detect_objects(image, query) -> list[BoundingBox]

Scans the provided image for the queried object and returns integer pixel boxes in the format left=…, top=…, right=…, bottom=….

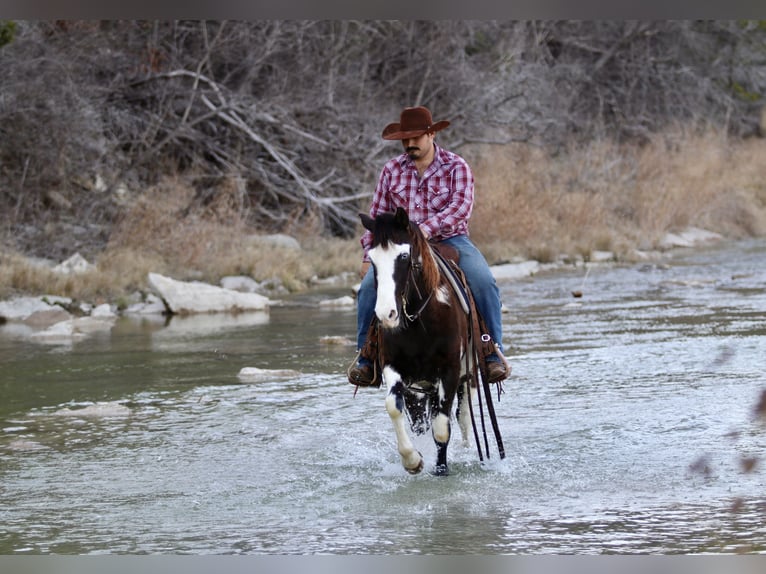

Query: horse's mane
left=408, top=222, right=440, bottom=295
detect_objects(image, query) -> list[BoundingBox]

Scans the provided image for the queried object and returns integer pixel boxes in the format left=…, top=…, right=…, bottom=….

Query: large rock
left=491, top=260, right=540, bottom=281
left=28, top=314, right=117, bottom=344
left=245, top=233, right=301, bottom=250
left=123, top=293, right=167, bottom=315
left=53, top=252, right=95, bottom=275
left=147, top=272, right=271, bottom=315
left=0, top=296, right=72, bottom=321
left=659, top=227, right=723, bottom=249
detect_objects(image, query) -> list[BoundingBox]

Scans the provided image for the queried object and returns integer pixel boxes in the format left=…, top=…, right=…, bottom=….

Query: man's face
left=402, top=132, right=434, bottom=160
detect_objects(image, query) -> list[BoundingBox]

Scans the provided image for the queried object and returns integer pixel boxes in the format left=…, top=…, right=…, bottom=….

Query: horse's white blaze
left=369, top=243, right=410, bottom=329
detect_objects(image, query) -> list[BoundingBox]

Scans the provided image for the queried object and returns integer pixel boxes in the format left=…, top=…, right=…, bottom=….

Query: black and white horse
left=360, top=207, right=484, bottom=476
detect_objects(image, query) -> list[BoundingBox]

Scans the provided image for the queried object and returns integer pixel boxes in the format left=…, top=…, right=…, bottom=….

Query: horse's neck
left=408, top=242, right=442, bottom=302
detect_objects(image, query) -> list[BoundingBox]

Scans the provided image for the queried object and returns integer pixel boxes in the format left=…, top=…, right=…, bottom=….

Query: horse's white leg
left=456, top=379, right=475, bottom=447
left=432, top=381, right=451, bottom=445
left=432, top=378, right=457, bottom=476
left=456, top=344, right=475, bottom=447
left=383, top=366, right=423, bottom=474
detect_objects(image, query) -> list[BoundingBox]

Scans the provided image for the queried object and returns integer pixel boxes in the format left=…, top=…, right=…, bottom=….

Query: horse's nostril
left=389, top=310, right=397, bottom=320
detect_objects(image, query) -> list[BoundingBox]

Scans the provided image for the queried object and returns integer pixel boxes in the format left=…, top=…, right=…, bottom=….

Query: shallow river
left=1, top=239, right=766, bottom=554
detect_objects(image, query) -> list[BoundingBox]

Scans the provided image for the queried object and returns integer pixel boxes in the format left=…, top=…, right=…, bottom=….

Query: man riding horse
left=349, top=105, right=509, bottom=387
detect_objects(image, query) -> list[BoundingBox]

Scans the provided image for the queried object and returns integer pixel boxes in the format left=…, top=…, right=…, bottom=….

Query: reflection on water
left=1, top=240, right=766, bottom=554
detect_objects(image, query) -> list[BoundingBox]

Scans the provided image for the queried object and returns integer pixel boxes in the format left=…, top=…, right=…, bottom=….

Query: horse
left=359, top=207, right=502, bottom=476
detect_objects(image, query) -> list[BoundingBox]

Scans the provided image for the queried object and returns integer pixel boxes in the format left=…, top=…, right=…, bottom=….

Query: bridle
left=399, top=244, right=435, bottom=325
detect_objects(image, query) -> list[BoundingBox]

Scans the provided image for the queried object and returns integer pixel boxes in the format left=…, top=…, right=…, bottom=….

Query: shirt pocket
left=428, top=186, right=451, bottom=211
left=390, top=186, right=410, bottom=210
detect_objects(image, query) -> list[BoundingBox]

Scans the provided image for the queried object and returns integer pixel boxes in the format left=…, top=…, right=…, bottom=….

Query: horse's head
left=360, top=207, right=438, bottom=330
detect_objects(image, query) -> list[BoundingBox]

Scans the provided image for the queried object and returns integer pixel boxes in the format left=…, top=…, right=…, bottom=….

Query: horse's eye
left=398, top=253, right=410, bottom=261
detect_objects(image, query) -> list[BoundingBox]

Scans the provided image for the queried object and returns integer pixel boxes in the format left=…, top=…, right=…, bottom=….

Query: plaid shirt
left=361, top=143, right=474, bottom=261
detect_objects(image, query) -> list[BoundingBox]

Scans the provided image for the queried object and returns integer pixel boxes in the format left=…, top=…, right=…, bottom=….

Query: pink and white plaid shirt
left=361, top=143, right=474, bottom=261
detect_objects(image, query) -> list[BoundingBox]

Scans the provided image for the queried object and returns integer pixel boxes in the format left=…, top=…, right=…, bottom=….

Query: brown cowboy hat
left=381, top=106, right=450, bottom=140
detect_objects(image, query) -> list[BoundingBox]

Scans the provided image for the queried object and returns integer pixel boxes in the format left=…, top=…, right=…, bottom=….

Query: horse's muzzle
left=377, top=307, right=400, bottom=329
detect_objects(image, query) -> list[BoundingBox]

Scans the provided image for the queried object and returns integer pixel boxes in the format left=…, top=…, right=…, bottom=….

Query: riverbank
left=1, top=127, right=764, bottom=308
left=0, top=225, right=726, bottom=348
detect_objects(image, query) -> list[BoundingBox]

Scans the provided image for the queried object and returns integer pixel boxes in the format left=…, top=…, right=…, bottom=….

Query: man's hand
left=360, top=261, right=371, bottom=279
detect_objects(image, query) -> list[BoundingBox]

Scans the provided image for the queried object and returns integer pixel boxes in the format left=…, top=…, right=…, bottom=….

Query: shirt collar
left=397, top=142, right=444, bottom=171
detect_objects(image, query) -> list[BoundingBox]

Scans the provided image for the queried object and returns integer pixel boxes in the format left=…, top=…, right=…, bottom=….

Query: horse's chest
left=382, top=329, right=455, bottom=380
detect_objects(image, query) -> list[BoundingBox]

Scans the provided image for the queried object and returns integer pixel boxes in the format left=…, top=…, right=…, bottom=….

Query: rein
left=401, top=262, right=434, bottom=323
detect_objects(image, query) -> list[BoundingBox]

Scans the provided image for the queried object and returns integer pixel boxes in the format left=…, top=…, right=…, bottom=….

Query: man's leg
left=442, top=235, right=508, bottom=382
left=349, top=267, right=377, bottom=385
left=356, top=267, right=376, bottom=350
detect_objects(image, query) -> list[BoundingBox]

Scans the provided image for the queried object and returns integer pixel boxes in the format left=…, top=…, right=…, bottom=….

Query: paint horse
left=360, top=207, right=488, bottom=476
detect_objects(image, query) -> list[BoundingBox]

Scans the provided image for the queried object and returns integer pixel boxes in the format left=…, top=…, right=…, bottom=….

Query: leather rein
left=399, top=242, right=436, bottom=325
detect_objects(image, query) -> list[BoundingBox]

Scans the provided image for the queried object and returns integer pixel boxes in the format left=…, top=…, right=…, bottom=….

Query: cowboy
left=349, top=105, right=509, bottom=386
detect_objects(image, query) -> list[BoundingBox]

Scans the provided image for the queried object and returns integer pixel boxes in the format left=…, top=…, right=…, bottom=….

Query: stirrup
left=346, top=350, right=380, bottom=388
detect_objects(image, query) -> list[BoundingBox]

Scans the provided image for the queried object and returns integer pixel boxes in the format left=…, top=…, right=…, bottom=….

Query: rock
left=51, top=402, right=131, bottom=418
left=30, top=320, right=86, bottom=343
left=28, top=313, right=116, bottom=344
left=319, top=295, right=355, bottom=308
left=237, top=367, right=302, bottom=382
left=220, top=275, right=261, bottom=293
left=69, top=315, right=116, bottom=334
left=53, top=252, right=95, bottom=275
left=659, top=227, right=723, bottom=249
left=0, top=296, right=72, bottom=321
left=7, top=439, right=49, bottom=452
left=590, top=250, right=615, bottom=263
left=22, top=307, right=72, bottom=328
left=491, top=260, right=540, bottom=281
left=123, top=294, right=167, bottom=315
left=148, top=272, right=271, bottom=314
left=91, top=303, right=116, bottom=318
left=319, top=335, right=355, bottom=346
left=310, top=272, right=357, bottom=287
left=245, top=233, right=301, bottom=250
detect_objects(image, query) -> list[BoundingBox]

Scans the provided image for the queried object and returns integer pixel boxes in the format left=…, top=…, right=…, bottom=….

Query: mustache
left=406, top=146, right=419, bottom=152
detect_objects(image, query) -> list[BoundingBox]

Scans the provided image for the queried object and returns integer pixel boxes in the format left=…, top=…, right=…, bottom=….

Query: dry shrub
left=0, top=249, right=119, bottom=302
left=467, top=127, right=766, bottom=262
left=104, top=175, right=360, bottom=292
left=107, top=177, right=232, bottom=279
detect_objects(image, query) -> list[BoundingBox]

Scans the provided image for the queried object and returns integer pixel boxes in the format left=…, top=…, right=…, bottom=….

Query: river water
left=1, top=239, right=765, bottom=555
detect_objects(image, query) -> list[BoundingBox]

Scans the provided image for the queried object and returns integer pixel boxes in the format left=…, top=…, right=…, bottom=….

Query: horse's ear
left=394, top=207, right=409, bottom=229
left=359, top=213, right=375, bottom=232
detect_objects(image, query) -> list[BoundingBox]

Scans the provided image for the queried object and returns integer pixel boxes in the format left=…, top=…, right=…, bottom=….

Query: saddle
left=354, top=242, right=501, bottom=388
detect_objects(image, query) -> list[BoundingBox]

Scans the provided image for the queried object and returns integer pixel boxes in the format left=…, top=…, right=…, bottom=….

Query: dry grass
left=466, top=126, right=766, bottom=263
left=2, top=128, right=765, bottom=302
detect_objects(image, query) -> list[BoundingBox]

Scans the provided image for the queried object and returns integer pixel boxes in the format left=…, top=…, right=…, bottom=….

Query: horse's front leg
left=431, top=373, right=459, bottom=476
left=383, top=366, right=424, bottom=474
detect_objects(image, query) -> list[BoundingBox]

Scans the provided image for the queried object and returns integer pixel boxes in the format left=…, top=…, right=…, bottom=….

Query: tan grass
left=466, top=126, right=766, bottom=263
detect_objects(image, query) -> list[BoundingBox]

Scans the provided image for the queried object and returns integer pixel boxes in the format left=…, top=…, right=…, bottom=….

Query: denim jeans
left=356, top=234, right=504, bottom=357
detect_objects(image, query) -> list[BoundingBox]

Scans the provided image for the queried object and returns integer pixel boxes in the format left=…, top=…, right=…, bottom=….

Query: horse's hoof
left=432, top=464, right=449, bottom=477
left=405, top=457, right=424, bottom=475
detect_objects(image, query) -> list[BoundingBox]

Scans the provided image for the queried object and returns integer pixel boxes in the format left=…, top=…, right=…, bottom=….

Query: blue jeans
left=356, top=234, right=504, bottom=357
